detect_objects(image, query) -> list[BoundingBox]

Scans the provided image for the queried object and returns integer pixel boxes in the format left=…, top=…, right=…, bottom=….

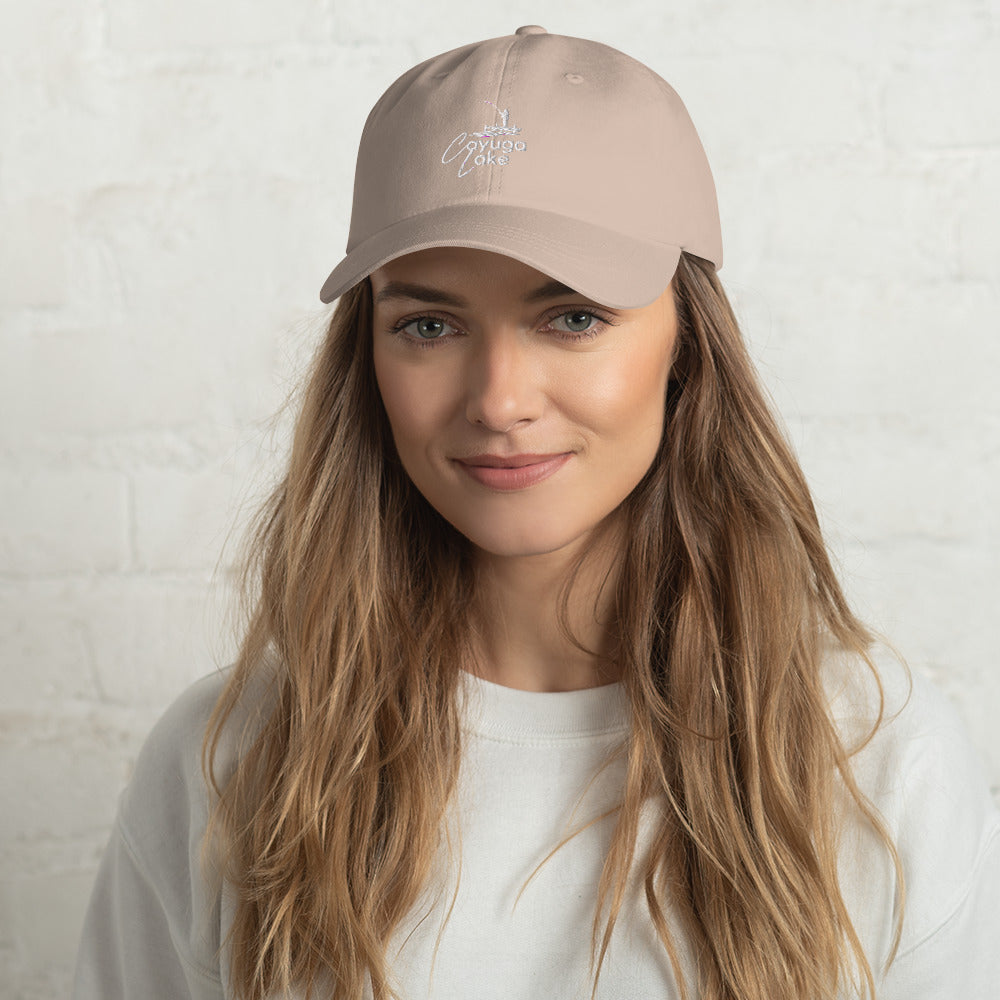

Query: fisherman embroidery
left=442, top=100, right=527, bottom=178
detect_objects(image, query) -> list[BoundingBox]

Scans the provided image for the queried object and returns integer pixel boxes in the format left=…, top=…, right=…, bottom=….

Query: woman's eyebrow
left=372, top=279, right=580, bottom=308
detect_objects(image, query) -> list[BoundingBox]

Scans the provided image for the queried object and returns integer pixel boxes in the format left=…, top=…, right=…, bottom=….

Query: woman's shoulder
left=822, top=637, right=995, bottom=820
left=128, top=667, right=234, bottom=783
left=122, top=668, right=226, bottom=805
left=115, top=659, right=278, bottom=875
left=821, top=637, right=1000, bottom=957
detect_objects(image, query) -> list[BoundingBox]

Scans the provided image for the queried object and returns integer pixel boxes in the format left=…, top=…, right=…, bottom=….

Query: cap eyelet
left=564, top=72, right=584, bottom=84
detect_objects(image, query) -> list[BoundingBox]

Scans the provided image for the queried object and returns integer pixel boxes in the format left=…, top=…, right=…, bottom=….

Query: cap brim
left=318, top=204, right=682, bottom=310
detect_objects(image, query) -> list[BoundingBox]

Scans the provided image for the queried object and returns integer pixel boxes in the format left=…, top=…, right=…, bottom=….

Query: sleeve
left=879, top=822, right=1000, bottom=1000
left=863, top=662, right=1000, bottom=1000
left=71, top=669, right=235, bottom=1000
left=71, top=811, right=224, bottom=1000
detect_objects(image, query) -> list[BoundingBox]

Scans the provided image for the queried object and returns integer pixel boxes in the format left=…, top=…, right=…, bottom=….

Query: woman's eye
left=406, top=317, right=452, bottom=341
left=551, top=311, right=600, bottom=334
left=388, top=308, right=612, bottom=350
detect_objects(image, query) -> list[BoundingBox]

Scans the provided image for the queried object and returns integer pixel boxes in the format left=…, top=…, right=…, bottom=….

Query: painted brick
left=956, top=154, right=1000, bottom=280
left=132, top=462, right=247, bottom=572
left=0, top=470, right=129, bottom=576
left=796, top=412, right=999, bottom=544
left=757, top=155, right=961, bottom=285
left=885, top=37, right=1000, bottom=149
left=106, top=0, right=318, bottom=50
left=76, top=576, right=238, bottom=707
left=0, top=869, right=97, bottom=968
left=0, top=201, right=71, bottom=308
left=0, top=0, right=88, bottom=57
left=761, top=277, right=999, bottom=418
left=1, top=324, right=214, bottom=437
left=0, top=716, right=134, bottom=844
left=0, top=581, right=97, bottom=709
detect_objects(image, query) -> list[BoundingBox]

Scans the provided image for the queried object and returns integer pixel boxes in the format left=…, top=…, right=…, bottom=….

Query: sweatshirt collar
left=458, top=668, right=630, bottom=742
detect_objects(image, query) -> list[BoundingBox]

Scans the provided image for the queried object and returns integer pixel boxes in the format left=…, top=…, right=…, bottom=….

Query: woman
left=72, top=25, right=1000, bottom=1000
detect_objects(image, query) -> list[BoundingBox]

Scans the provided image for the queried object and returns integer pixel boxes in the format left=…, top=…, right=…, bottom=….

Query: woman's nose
left=462, top=330, right=545, bottom=431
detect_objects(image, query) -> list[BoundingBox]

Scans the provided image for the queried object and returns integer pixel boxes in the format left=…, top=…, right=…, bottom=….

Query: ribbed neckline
left=458, top=668, right=630, bottom=742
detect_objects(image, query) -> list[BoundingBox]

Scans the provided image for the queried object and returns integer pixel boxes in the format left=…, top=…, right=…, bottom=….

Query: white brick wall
left=1, top=2, right=998, bottom=995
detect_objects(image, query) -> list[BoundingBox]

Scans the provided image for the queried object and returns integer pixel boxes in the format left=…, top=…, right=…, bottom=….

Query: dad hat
left=318, top=25, right=722, bottom=310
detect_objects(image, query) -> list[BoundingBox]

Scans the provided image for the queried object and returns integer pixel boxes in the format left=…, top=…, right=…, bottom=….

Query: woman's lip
left=460, top=452, right=568, bottom=468
left=455, top=453, right=573, bottom=491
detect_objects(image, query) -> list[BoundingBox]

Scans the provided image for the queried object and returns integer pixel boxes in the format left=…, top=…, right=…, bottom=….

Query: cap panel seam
left=490, top=36, right=520, bottom=203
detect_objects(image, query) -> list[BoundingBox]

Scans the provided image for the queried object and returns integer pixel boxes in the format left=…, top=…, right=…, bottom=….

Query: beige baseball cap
left=318, top=25, right=722, bottom=309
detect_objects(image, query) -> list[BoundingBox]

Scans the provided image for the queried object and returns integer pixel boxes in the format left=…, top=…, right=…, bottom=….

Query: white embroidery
left=472, top=104, right=520, bottom=139
left=441, top=100, right=528, bottom=178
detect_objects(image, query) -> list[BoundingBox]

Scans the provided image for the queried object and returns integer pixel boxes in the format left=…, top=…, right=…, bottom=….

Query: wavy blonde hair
left=201, top=251, right=906, bottom=1000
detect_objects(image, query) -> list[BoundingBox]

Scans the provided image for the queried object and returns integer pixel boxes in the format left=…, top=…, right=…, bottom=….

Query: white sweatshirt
left=72, top=647, right=1000, bottom=999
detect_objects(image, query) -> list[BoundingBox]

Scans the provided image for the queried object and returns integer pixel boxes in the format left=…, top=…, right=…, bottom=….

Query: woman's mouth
left=455, top=453, right=573, bottom=491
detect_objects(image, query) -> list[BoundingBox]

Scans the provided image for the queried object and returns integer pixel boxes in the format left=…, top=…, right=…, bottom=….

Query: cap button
left=515, top=25, right=547, bottom=35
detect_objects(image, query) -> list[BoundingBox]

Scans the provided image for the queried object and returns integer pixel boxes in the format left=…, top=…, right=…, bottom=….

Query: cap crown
left=319, top=27, right=722, bottom=306
left=349, top=30, right=721, bottom=263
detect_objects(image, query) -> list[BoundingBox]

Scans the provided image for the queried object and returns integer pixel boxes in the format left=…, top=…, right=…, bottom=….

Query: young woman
left=72, top=25, right=1000, bottom=1000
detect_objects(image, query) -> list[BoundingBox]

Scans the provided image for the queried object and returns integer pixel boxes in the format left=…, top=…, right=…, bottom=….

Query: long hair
left=201, top=250, right=906, bottom=1000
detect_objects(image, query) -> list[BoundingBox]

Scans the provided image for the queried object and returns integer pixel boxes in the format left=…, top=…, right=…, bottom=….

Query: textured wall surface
left=1, top=1, right=998, bottom=995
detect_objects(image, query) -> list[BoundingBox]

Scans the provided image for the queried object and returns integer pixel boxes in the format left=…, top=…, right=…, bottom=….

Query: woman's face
left=370, top=246, right=679, bottom=559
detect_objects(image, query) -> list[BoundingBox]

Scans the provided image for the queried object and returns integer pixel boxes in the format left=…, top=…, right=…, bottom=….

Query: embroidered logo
left=442, top=100, right=528, bottom=178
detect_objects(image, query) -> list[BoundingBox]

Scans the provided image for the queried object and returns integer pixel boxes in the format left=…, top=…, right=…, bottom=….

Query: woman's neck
left=465, top=519, right=624, bottom=692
